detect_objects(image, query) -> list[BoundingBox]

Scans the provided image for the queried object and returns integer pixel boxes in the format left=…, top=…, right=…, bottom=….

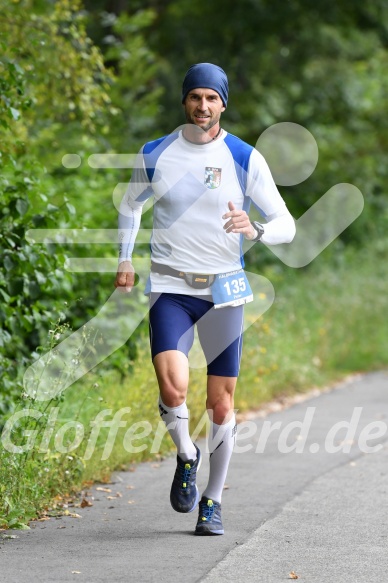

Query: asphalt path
left=1, top=371, right=387, bottom=582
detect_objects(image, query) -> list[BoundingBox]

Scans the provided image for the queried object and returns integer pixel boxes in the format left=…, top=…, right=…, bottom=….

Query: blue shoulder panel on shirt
left=224, top=133, right=254, bottom=194
left=143, top=132, right=180, bottom=182
left=224, top=133, right=255, bottom=270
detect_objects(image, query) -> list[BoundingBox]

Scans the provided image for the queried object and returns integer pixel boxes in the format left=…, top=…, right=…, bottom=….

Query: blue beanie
left=182, top=63, right=229, bottom=107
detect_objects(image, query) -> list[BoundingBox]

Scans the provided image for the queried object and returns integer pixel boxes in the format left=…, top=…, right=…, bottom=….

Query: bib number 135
left=224, top=277, right=246, bottom=296
left=211, top=268, right=253, bottom=308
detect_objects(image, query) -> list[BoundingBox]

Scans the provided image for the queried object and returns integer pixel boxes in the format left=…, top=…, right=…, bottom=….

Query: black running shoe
left=194, top=496, right=224, bottom=535
left=170, top=444, right=201, bottom=513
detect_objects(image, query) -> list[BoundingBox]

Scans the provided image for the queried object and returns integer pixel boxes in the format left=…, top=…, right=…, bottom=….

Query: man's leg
left=195, top=303, right=243, bottom=535
left=153, top=350, right=201, bottom=512
left=203, top=375, right=237, bottom=502
left=194, top=376, right=237, bottom=536
left=153, top=349, right=197, bottom=461
left=149, top=293, right=203, bottom=513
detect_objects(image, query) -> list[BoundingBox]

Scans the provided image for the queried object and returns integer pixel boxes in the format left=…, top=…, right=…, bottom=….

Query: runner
left=115, top=63, right=295, bottom=535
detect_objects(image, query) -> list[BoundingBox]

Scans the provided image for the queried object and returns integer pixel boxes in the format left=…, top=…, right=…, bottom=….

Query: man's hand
left=222, top=201, right=256, bottom=240
left=114, top=260, right=135, bottom=293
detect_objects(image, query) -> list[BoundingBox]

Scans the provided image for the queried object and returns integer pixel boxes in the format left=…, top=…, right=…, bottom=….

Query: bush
left=0, top=154, right=74, bottom=418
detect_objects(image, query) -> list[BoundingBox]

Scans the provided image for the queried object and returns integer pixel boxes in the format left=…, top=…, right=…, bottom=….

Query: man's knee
left=206, top=395, right=234, bottom=424
left=153, top=351, right=189, bottom=408
left=159, top=381, right=186, bottom=408
left=206, top=376, right=236, bottom=424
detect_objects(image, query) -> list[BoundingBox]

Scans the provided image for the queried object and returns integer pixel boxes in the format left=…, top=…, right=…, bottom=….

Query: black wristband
left=250, top=221, right=265, bottom=242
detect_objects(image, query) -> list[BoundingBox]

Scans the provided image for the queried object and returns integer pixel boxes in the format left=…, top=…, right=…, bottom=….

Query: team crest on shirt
left=204, top=167, right=222, bottom=189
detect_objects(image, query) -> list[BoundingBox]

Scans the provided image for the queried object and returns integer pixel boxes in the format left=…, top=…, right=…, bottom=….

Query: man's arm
left=222, top=202, right=295, bottom=244
left=244, top=149, right=296, bottom=245
left=115, top=149, right=152, bottom=292
left=257, top=209, right=295, bottom=245
left=115, top=201, right=142, bottom=292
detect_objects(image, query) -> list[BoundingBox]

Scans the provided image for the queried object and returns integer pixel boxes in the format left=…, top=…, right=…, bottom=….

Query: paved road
left=1, top=371, right=387, bottom=582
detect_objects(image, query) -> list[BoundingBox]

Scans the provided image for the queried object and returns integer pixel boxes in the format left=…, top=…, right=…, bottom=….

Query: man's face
left=183, top=88, right=226, bottom=132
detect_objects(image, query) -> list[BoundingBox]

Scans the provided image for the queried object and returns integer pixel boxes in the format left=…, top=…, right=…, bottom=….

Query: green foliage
left=0, top=0, right=115, bottom=142
left=0, top=320, right=93, bottom=529
left=146, top=0, right=388, bottom=244
left=0, top=0, right=162, bottom=420
left=239, top=238, right=388, bottom=403
left=103, top=8, right=164, bottom=148
left=0, top=154, right=74, bottom=417
left=0, top=52, right=31, bottom=132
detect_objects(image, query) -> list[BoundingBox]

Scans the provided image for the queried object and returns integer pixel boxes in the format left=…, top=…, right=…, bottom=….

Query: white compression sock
left=158, top=397, right=197, bottom=462
left=202, top=414, right=237, bottom=503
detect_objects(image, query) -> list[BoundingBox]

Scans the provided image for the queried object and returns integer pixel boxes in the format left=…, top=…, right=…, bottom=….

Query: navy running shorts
left=148, top=292, right=244, bottom=377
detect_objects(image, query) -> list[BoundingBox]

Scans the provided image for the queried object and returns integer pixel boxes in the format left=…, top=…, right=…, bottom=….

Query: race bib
left=211, top=268, right=253, bottom=309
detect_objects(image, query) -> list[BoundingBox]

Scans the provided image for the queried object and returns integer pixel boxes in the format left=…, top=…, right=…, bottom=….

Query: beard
left=184, top=110, right=219, bottom=133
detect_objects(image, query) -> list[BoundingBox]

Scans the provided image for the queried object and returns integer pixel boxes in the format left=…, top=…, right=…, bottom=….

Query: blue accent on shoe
left=194, top=496, right=224, bottom=535
left=170, top=444, right=201, bottom=513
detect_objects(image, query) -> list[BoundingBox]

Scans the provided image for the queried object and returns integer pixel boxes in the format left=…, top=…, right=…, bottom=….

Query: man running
left=115, top=63, right=295, bottom=535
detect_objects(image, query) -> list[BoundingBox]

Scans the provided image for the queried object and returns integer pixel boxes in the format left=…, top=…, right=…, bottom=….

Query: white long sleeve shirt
left=118, top=129, right=295, bottom=294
